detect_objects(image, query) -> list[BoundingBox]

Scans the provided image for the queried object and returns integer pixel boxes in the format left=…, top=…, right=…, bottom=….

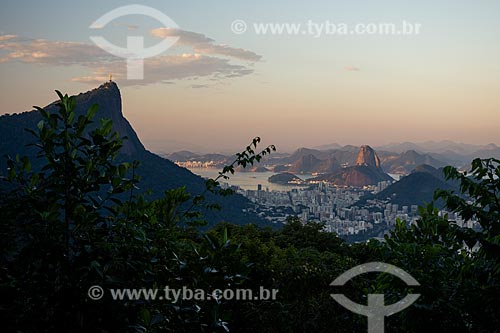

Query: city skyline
left=1, top=0, right=499, bottom=153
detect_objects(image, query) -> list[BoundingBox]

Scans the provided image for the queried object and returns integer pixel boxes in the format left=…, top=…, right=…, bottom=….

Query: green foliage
left=376, top=159, right=500, bottom=332
left=436, top=158, right=500, bottom=256
left=202, top=219, right=374, bottom=333
left=274, top=217, right=347, bottom=253
left=375, top=205, right=468, bottom=331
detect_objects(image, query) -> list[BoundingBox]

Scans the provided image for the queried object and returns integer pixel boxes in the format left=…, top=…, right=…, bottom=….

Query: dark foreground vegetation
left=1, top=92, right=499, bottom=332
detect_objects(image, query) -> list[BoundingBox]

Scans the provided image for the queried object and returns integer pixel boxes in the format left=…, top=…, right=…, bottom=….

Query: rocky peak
left=63, top=82, right=144, bottom=155
left=355, top=145, right=381, bottom=169
left=78, top=82, right=145, bottom=155
left=0, top=81, right=145, bottom=157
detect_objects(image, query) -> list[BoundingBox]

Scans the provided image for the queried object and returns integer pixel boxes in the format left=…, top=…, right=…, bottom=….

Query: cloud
left=344, top=66, right=360, bottom=71
left=152, top=29, right=213, bottom=44
left=151, top=28, right=262, bottom=62
left=0, top=30, right=261, bottom=86
left=0, top=34, right=18, bottom=41
left=191, top=84, right=210, bottom=89
left=71, top=53, right=253, bottom=86
left=0, top=35, right=112, bottom=64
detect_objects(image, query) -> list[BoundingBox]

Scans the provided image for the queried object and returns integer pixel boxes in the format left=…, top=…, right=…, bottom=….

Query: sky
left=0, top=0, right=499, bottom=153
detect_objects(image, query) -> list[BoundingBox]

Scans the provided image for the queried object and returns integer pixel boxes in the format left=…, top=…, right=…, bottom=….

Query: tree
left=374, top=158, right=500, bottom=332
left=0, top=90, right=274, bottom=332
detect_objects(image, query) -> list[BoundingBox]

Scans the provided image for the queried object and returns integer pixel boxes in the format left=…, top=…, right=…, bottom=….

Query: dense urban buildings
left=233, top=181, right=476, bottom=237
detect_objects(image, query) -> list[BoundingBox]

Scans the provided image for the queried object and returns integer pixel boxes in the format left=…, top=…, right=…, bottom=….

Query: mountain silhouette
left=287, top=154, right=323, bottom=173
left=0, top=82, right=266, bottom=227
left=355, top=164, right=458, bottom=207
left=381, top=149, right=445, bottom=174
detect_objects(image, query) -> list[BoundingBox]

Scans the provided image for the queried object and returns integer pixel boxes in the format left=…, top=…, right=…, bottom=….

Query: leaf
left=55, top=90, right=64, bottom=101
left=140, top=308, right=151, bottom=325
left=87, top=104, right=99, bottom=120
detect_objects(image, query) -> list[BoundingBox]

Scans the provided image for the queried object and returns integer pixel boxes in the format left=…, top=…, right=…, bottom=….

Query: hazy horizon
left=1, top=0, right=499, bottom=153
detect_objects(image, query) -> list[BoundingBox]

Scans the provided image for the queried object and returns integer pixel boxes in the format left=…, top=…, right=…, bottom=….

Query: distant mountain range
left=165, top=139, right=498, bottom=201
left=0, top=82, right=266, bottom=227
left=375, top=140, right=498, bottom=155
left=164, top=143, right=466, bottom=208
left=169, top=137, right=500, bottom=176
left=374, top=141, right=500, bottom=167
left=381, top=150, right=446, bottom=174
left=170, top=144, right=448, bottom=176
